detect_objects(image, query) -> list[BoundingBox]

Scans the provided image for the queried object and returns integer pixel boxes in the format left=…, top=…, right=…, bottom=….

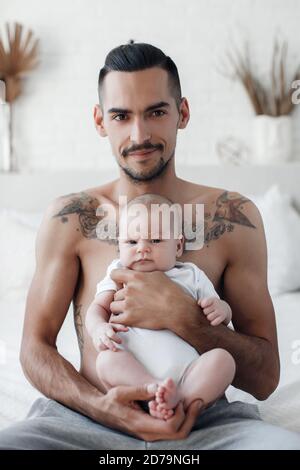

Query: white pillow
left=0, top=209, right=43, bottom=231
left=0, top=211, right=42, bottom=301
left=250, top=186, right=300, bottom=297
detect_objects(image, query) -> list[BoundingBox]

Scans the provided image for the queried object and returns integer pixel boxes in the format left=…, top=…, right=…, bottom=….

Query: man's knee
left=0, top=421, right=41, bottom=450
left=232, top=420, right=300, bottom=450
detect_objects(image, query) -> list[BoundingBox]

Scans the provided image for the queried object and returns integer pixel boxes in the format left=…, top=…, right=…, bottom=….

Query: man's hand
left=109, top=269, right=202, bottom=331
left=97, top=384, right=203, bottom=442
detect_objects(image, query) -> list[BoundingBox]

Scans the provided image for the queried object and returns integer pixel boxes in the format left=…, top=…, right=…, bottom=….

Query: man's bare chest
left=78, top=235, right=226, bottom=301
left=63, top=186, right=252, bottom=303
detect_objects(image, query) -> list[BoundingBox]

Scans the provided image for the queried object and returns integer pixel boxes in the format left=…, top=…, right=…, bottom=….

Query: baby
left=85, top=194, right=236, bottom=420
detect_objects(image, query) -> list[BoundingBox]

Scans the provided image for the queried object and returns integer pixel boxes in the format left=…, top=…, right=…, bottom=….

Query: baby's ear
left=115, top=281, right=123, bottom=291
left=176, top=234, right=185, bottom=257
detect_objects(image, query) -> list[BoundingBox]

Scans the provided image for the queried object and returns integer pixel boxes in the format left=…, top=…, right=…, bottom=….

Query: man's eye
left=151, top=239, right=161, bottom=244
left=151, top=110, right=165, bottom=117
left=113, top=114, right=127, bottom=121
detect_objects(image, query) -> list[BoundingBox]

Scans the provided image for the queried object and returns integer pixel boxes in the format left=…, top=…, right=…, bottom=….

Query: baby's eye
left=127, top=240, right=137, bottom=244
left=151, top=239, right=162, bottom=244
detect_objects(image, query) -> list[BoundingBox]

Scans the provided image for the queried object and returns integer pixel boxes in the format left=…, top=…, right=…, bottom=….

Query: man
left=0, top=41, right=299, bottom=450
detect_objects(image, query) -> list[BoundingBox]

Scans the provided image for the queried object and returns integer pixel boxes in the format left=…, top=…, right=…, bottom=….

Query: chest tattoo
left=53, top=191, right=255, bottom=248
left=204, top=191, right=256, bottom=246
left=53, top=192, right=118, bottom=245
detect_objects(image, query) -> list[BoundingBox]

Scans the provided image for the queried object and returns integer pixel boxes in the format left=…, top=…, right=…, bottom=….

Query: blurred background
left=1, top=0, right=300, bottom=170
left=0, top=0, right=300, bottom=437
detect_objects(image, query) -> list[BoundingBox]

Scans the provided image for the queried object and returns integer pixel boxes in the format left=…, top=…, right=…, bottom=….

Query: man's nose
left=130, top=117, right=151, bottom=143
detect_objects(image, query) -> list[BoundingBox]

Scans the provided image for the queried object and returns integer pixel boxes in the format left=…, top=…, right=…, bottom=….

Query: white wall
left=2, top=0, right=300, bottom=170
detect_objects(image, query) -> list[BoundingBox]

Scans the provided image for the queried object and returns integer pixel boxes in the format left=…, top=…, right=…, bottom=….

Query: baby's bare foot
left=156, top=378, right=180, bottom=409
left=148, top=378, right=181, bottom=420
left=148, top=399, right=174, bottom=420
left=146, top=384, right=171, bottom=420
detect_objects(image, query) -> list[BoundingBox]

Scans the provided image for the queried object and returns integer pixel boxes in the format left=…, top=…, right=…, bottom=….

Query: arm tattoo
left=53, top=192, right=118, bottom=244
left=214, top=191, right=256, bottom=227
left=205, top=191, right=256, bottom=245
left=53, top=192, right=99, bottom=238
left=73, top=303, right=84, bottom=356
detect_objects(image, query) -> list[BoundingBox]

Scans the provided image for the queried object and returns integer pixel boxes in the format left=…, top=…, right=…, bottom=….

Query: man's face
left=95, top=67, right=189, bottom=182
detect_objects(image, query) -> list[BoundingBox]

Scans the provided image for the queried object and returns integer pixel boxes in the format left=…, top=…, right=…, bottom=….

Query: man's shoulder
left=182, top=181, right=247, bottom=206
left=185, top=182, right=258, bottom=219
left=53, top=179, right=118, bottom=210
left=49, top=181, right=118, bottom=219
left=42, top=180, right=118, bottom=241
left=204, top=187, right=263, bottom=251
left=183, top=182, right=262, bottom=247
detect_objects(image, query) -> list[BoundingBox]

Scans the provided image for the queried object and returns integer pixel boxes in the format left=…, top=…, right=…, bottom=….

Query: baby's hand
left=92, top=322, right=129, bottom=352
left=198, top=298, right=231, bottom=326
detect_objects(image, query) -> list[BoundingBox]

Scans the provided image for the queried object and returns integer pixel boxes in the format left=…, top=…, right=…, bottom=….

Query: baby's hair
left=127, top=193, right=174, bottom=209
left=119, top=193, right=183, bottom=240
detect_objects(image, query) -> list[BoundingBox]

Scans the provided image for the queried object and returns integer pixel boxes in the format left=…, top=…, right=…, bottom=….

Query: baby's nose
left=137, top=241, right=151, bottom=253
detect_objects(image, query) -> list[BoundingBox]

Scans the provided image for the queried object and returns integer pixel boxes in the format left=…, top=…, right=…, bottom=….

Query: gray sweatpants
left=0, top=397, right=299, bottom=450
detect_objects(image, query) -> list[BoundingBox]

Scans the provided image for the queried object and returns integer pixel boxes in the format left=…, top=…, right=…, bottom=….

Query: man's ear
left=177, top=97, right=190, bottom=130
left=94, top=104, right=107, bottom=137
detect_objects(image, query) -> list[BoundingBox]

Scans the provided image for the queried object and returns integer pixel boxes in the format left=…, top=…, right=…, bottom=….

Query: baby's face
left=118, top=211, right=184, bottom=272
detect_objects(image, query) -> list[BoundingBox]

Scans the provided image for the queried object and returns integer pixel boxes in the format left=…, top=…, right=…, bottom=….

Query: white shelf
left=1, top=164, right=300, bottom=210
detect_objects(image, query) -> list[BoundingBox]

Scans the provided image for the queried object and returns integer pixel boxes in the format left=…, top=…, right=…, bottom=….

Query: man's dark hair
left=98, top=40, right=182, bottom=111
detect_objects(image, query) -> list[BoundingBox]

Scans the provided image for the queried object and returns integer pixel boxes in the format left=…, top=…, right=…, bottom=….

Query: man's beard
left=118, top=152, right=174, bottom=184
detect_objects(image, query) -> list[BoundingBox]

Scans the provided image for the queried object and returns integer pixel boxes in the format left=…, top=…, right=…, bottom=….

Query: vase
left=0, top=101, right=16, bottom=172
left=253, top=115, right=292, bottom=164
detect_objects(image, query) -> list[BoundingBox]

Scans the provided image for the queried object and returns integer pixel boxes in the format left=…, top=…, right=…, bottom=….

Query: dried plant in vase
left=0, top=22, right=39, bottom=171
left=220, top=38, right=300, bottom=116
left=219, top=38, right=300, bottom=163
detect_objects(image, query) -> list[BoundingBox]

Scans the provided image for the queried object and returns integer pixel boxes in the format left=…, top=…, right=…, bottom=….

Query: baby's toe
left=148, top=401, right=162, bottom=419
left=164, top=409, right=174, bottom=419
left=156, top=386, right=165, bottom=396
left=155, top=392, right=165, bottom=403
left=148, top=400, right=157, bottom=410
left=163, top=410, right=174, bottom=420
left=157, top=402, right=167, bottom=411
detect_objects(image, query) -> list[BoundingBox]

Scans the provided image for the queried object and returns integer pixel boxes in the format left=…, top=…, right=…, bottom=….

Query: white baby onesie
left=96, top=259, right=220, bottom=385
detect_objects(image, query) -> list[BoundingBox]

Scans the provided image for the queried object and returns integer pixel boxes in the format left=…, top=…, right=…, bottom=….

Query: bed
left=0, top=165, right=300, bottom=433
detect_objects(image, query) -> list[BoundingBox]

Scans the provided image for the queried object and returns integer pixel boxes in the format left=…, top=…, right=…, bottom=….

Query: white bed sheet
left=227, top=292, right=300, bottom=433
left=0, top=299, right=79, bottom=429
left=0, top=293, right=299, bottom=433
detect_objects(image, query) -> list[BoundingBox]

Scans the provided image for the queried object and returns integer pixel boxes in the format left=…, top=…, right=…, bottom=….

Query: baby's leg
left=178, top=348, right=236, bottom=410
left=96, top=349, right=174, bottom=420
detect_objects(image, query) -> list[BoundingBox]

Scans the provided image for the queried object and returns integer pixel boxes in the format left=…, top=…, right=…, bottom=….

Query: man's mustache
left=122, top=143, right=163, bottom=157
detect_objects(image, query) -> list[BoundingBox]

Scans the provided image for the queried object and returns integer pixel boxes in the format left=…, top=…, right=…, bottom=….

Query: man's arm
left=174, top=201, right=280, bottom=400
left=20, top=197, right=105, bottom=420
